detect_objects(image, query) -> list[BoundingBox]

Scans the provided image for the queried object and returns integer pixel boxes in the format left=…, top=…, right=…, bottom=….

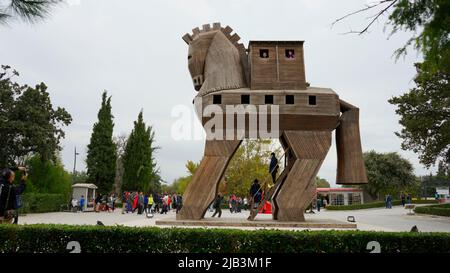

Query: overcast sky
left=0, top=0, right=435, bottom=186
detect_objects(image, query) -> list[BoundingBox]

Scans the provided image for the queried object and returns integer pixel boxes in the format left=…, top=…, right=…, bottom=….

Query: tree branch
left=332, top=0, right=398, bottom=35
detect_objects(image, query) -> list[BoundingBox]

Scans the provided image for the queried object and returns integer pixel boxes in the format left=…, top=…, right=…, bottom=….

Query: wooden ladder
left=247, top=148, right=291, bottom=221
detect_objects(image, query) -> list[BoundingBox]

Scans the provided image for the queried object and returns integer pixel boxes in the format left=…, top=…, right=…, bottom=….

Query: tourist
left=401, top=192, right=406, bottom=207
left=153, top=193, right=160, bottom=213
left=132, top=192, right=139, bottom=213
left=168, top=194, right=172, bottom=211
left=110, top=193, right=116, bottom=211
left=316, top=198, right=322, bottom=212
left=322, top=198, right=327, bottom=208
left=161, top=193, right=169, bottom=214
left=237, top=197, right=242, bottom=213
left=126, top=192, right=133, bottom=213
left=95, top=193, right=102, bottom=212
left=144, top=193, right=149, bottom=214
left=269, top=153, right=279, bottom=184
left=0, top=168, right=27, bottom=224
left=406, top=193, right=412, bottom=204
left=138, top=192, right=144, bottom=214
left=71, top=197, right=78, bottom=212
left=385, top=194, right=392, bottom=209
left=148, top=193, right=154, bottom=213
left=231, top=194, right=238, bottom=213
left=212, top=194, right=223, bottom=218
left=172, top=193, right=177, bottom=210
left=249, top=179, right=262, bottom=209
left=175, top=193, right=183, bottom=214
left=79, top=195, right=85, bottom=212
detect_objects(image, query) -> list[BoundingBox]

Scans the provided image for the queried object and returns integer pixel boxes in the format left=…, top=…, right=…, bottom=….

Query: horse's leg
left=274, top=131, right=331, bottom=221
left=177, top=140, right=241, bottom=220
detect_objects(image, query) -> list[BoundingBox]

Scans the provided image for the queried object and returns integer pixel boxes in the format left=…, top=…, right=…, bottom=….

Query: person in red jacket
left=133, top=192, right=139, bottom=213
left=168, top=195, right=172, bottom=211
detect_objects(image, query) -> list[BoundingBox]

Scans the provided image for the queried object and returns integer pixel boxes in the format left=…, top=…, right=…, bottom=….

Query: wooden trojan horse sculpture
left=177, top=23, right=368, bottom=221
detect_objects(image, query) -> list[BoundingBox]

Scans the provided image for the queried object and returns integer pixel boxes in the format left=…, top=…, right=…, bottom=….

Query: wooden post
left=336, top=99, right=368, bottom=185
left=177, top=140, right=241, bottom=220
left=273, top=131, right=331, bottom=221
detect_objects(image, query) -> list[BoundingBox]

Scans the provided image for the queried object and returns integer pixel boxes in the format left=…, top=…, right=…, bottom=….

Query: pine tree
left=122, top=111, right=161, bottom=193
left=86, top=91, right=117, bottom=194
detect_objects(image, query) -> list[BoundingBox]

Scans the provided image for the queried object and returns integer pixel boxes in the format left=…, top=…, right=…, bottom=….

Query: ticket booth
left=72, top=183, right=97, bottom=211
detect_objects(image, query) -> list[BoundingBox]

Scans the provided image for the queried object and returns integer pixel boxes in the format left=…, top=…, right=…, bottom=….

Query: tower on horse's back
left=178, top=23, right=368, bottom=222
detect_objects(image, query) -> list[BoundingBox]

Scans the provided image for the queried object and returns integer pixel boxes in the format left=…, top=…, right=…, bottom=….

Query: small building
left=316, top=188, right=364, bottom=206
left=72, top=183, right=97, bottom=211
left=248, top=41, right=307, bottom=90
left=436, top=186, right=450, bottom=203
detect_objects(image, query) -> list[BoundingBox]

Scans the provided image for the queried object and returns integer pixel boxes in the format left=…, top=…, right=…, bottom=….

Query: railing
left=247, top=147, right=291, bottom=220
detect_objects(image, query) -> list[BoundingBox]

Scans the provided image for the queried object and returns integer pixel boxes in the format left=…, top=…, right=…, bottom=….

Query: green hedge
left=326, top=199, right=438, bottom=211
left=19, top=193, right=67, bottom=214
left=0, top=225, right=449, bottom=253
left=414, top=203, right=450, bottom=217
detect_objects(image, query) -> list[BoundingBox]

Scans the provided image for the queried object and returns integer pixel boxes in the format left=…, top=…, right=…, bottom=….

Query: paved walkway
left=17, top=205, right=450, bottom=232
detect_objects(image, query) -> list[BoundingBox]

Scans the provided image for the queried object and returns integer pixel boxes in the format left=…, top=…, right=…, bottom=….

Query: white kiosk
left=436, top=187, right=450, bottom=203
left=72, top=183, right=97, bottom=211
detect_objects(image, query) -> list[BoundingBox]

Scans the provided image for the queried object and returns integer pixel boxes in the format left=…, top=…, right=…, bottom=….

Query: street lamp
left=73, top=147, right=79, bottom=175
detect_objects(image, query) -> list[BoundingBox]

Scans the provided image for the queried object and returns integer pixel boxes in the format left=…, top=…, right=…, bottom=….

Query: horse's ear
left=182, top=33, right=192, bottom=44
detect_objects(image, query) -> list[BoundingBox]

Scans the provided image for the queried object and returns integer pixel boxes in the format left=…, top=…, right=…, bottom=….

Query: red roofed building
left=316, top=188, right=364, bottom=206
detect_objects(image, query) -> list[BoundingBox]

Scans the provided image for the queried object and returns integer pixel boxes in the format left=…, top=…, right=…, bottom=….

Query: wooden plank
left=336, top=103, right=368, bottom=184
left=177, top=140, right=241, bottom=220
left=274, top=131, right=331, bottom=221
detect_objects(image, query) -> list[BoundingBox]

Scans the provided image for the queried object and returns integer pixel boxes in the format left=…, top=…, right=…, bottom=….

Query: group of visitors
left=70, top=195, right=86, bottom=212
left=121, top=191, right=182, bottom=215
left=315, top=197, right=328, bottom=212
left=227, top=194, right=247, bottom=213
left=400, top=192, right=412, bottom=207
left=69, top=193, right=117, bottom=213
left=385, top=193, right=413, bottom=209
left=211, top=152, right=279, bottom=218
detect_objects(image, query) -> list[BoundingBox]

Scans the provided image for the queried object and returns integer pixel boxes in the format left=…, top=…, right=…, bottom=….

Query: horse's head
left=183, top=23, right=248, bottom=95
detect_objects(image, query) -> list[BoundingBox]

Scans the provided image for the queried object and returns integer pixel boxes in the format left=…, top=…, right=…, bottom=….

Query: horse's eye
left=188, top=55, right=192, bottom=60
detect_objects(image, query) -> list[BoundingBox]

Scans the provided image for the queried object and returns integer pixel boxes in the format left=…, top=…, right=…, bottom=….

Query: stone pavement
left=17, top=205, right=450, bottom=232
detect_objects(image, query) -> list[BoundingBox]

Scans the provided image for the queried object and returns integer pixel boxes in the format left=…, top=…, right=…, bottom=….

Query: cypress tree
left=86, top=91, right=117, bottom=193
left=122, top=111, right=160, bottom=193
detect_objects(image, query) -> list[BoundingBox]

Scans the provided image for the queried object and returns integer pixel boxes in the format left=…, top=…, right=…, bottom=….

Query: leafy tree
left=170, top=160, right=199, bottom=194
left=315, top=177, right=330, bottom=188
left=71, top=171, right=88, bottom=184
left=333, top=1, right=449, bottom=168
left=122, top=111, right=161, bottom=193
left=86, top=91, right=117, bottom=194
left=113, top=134, right=127, bottom=195
left=362, top=150, right=416, bottom=200
left=389, top=65, right=449, bottom=167
left=0, top=65, right=72, bottom=167
left=436, top=160, right=449, bottom=180
left=0, top=0, right=61, bottom=25
left=26, top=153, right=72, bottom=199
